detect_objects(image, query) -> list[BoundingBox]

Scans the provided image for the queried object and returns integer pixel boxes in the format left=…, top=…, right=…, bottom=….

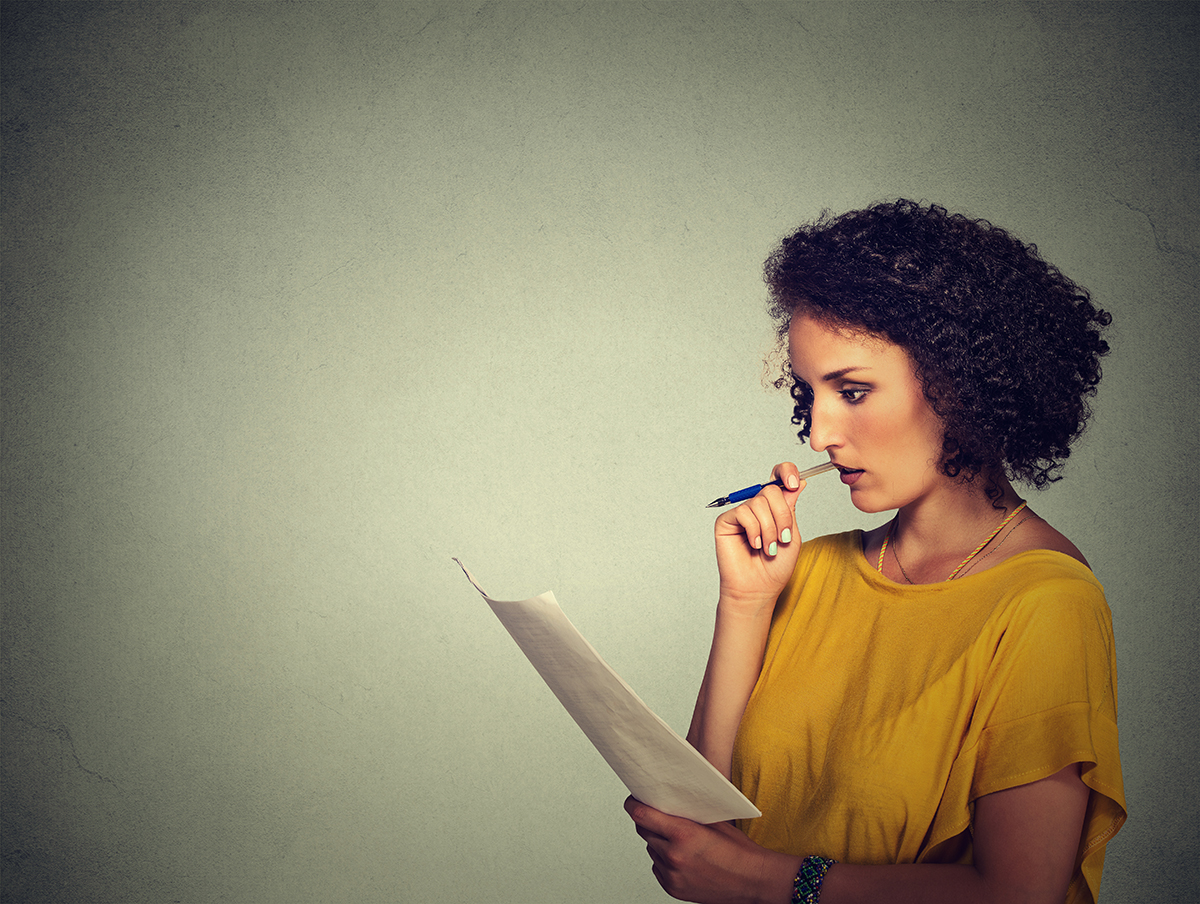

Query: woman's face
left=788, top=313, right=947, bottom=514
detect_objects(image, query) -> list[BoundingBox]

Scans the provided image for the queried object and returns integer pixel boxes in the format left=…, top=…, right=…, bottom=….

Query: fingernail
left=787, top=475, right=799, bottom=489
left=781, top=528, right=792, bottom=544
left=768, top=541, right=778, bottom=556
left=753, top=536, right=762, bottom=549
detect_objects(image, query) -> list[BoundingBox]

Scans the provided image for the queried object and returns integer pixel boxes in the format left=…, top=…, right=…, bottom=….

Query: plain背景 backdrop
left=3, top=2, right=1197, bottom=902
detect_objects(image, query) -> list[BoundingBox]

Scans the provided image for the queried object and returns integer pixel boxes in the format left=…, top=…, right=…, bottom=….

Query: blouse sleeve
left=924, top=570, right=1127, bottom=903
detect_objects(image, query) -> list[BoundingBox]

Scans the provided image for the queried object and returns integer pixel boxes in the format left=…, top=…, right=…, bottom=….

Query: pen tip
left=705, top=498, right=726, bottom=508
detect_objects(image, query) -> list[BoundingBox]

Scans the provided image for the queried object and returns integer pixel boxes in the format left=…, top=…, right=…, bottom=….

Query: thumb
left=624, top=796, right=686, bottom=839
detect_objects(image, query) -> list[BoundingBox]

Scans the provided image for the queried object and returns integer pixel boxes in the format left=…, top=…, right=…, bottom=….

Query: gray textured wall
left=2, top=2, right=1197, bottom=902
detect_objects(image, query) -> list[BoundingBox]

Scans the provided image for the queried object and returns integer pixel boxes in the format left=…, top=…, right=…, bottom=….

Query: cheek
left=868, top=406, right=916, bottom=444
left=880, top=401, right=943, bottom=466
left=909, top=408, right=946, bottom=463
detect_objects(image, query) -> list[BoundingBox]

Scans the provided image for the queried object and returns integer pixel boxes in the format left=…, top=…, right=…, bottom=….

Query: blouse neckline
left=849, top=528, right=1097, bottom=590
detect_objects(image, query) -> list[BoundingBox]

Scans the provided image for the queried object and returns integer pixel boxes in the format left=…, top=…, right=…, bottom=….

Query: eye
left=839, top=388, right=869, bottom=403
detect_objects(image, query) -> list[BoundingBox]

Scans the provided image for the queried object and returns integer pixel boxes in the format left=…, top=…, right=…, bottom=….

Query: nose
left=808, top=396, right=841, bottom=454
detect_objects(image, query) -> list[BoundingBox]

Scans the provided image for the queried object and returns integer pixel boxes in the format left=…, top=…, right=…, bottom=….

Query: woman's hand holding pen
left=713, top=461, right=805, bottom=615
left=688, top=461, right=812, bottom=779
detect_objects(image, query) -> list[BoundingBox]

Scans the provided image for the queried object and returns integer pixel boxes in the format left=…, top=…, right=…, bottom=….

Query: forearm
left=751, top=764, right=1087, bottom=904
left=749, top=854, right=1044, bottom=904
left=693, top=463, right=803, bottom=777
left=820, top=863, right=1016, bottom=904
left=686, top=600, right=775, bottom=778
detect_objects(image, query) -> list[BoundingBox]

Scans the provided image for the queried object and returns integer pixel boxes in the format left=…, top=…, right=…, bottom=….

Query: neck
left=886, top=474, right=1025, bottom=582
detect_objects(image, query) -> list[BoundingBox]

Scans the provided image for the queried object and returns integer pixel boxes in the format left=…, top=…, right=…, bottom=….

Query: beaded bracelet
left=791, top=855, right=836, bottom=904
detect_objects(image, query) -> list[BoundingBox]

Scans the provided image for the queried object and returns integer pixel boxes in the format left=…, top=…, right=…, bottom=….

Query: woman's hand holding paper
left=624, top=796, right=798, bottom=904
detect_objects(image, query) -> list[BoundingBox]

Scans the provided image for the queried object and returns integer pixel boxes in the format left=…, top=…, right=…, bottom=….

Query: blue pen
left=705, top=461, right=839, bottom=508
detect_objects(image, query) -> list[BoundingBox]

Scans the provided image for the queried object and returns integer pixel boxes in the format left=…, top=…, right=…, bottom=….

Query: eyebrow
left=821, top=366, right=872, bottom=382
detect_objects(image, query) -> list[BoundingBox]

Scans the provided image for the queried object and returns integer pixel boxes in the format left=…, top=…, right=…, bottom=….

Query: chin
left=848, top=490, right=894, bottom=515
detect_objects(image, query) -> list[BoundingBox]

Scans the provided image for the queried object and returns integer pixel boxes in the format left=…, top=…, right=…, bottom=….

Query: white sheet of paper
left=456, top=559, right=760, bottom=824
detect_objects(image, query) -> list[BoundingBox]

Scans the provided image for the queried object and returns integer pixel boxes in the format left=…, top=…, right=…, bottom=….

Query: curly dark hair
left=764, top=199, right=1111, bottom=489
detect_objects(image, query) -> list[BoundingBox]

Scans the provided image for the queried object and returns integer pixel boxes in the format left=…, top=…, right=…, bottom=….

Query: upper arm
left=972, top=762, right=1090, bottom=903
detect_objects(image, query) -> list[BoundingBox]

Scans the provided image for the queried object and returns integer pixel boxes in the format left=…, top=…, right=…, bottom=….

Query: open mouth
left=835, top=465, right=864, bottom=485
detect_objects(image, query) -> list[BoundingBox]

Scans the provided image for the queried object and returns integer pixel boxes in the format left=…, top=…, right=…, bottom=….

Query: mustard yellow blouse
left=732, top=531, right=1126, bottom=904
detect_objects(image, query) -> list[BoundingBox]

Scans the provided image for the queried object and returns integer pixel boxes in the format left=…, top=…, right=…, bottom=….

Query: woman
left=626, top=201, right=1125, bottom=904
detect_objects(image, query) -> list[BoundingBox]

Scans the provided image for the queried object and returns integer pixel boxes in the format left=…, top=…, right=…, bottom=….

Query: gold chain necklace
left=890, top=528, right=917, bottom=584
left=877, top=502, right=1029, bottom=583
left=954, top=513, right=1031, bottom=578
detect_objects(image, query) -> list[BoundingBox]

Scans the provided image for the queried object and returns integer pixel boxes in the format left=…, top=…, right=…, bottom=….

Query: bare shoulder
left=1002, top=510, right=1090, bottom=569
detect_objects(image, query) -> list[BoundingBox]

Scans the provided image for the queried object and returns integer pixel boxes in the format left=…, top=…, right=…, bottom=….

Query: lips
left=835, top=465, right=864, bottom=486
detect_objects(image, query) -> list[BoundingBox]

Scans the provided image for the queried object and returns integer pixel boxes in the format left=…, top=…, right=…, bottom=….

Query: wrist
left=790, top=856, right=837, bottom=904
left=716, top=589, right=780, bottom=619
left=747, top=848, right=804, bottom=904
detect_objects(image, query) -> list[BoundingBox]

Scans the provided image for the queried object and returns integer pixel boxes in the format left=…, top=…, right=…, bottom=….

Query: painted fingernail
left=781, top=528, right=792, bottom=544
left=753, top=536, right=762, bottom=549
left=787, top=475, right=799, bottom=489
left=768, top=541, right=778, bottom=556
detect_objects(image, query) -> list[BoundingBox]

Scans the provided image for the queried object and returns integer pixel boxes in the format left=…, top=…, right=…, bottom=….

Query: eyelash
left=794, top=385, right=869, bottom=417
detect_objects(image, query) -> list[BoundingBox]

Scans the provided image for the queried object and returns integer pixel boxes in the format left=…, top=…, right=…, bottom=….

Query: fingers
left=772, top=461, right=804, bottom=492
left=627, top=796, right=766, bottom=901
left=716, top=471, right=801, bottom=557
left=723, top=500, right=785, bottom=556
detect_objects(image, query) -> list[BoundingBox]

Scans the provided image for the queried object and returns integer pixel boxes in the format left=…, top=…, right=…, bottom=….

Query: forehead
left=787, top=313, right=899, bottom=373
